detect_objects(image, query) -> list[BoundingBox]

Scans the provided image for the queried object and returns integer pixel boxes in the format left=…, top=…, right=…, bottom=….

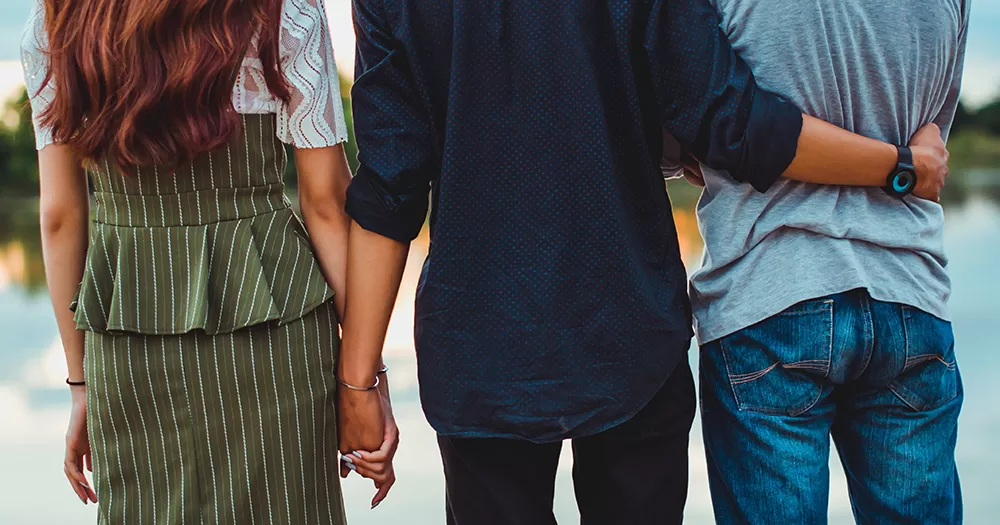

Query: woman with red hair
left=22, top=0, right=396, bottom=522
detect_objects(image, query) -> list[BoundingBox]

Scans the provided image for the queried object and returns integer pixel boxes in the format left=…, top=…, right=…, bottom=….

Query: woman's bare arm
left=295, top=144, right=353, bottom=320
left=38, top=145, right=89, bottom=383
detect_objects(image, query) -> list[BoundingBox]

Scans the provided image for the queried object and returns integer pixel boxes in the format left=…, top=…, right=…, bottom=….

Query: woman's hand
left=338, top=383, right=385, bottom=470
left=909, top=123, right=950, bottom=202
left=342, top=390, right=399, bottom=509
left=65, top=386, right=96, bottom=504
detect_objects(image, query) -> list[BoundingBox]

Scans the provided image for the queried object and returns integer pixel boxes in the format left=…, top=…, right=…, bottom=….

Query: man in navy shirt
left=335, top=0, right=951, bottom=522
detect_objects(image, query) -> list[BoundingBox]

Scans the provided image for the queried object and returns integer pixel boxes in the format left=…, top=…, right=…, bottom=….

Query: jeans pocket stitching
left=905, top=354, right=957, bottom=370
left=719, top=337, right=750, bottom=410
left=729, top=362, right=780, bottom=385
left=719, top=303, right=833, bottom=415
left=894, top=310, right=959, bottom=412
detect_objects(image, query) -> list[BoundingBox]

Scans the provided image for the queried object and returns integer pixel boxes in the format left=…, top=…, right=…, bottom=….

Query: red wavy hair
left=39, top=0, right=289, bottom=172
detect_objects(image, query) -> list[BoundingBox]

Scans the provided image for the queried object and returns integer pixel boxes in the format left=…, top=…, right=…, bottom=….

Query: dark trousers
left=437, top=359, right=696, bottom=525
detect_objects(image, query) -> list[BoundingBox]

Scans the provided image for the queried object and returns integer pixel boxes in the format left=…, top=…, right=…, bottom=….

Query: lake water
left=1, top=186, right=998, bottom=524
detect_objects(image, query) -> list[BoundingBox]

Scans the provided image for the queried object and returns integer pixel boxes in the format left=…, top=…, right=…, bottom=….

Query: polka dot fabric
left=347, top=0, right=802, bottom=442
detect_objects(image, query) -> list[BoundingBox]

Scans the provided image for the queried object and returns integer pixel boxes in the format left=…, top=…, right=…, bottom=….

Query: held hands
left=65, top=387, right=97, bottom=504
left=337, top=378, right=399, bottom=509
left=909, top=123, right=950, bottom=202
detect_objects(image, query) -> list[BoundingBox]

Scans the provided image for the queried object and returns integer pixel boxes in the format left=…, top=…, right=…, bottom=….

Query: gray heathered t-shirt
left=690, top=0, right=971, bottom=344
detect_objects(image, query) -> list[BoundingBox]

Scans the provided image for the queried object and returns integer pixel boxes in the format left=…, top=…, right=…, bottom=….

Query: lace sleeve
left=20, top=0, right=56, bottom=150
left=275, top=0, right=350, bottom=148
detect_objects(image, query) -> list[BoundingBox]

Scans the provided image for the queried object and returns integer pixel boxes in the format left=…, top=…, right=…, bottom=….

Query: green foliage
left=946, top=128, right=1000, bottom=169
left=973, top=100, right=1000, bottom=136
left=952, top=99, right=1000, bottom=137
left=0, top=89, right=41, bottom=196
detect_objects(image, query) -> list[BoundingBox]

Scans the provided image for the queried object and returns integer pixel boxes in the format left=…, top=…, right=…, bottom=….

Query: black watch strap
left=884, top=145, right=917, bottom=197
left=897, top=145, right=914, bottom=170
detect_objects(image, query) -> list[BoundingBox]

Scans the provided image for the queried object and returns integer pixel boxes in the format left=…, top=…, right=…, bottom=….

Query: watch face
left=891, top=170, right=916, bottom=195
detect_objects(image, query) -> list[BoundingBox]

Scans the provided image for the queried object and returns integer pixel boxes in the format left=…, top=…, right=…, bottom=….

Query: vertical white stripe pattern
left=149, top=228, right=159, bottom=331
left=319, top=306, right=335, bottom=521
left=132, top=229, right=141, bottom=329
left=111, top=338, right=142, bottom=521
left=125, top=339, right=157, bottom=523
left=301, top=320, right=321, bottom=523
left=191, top=165, right=203, bottom=224
left=86, top=238, right=106, bottom=325
left=244, top=115, right=259, bottom=216
left=227, top=333, right=254, bottom=524
left=164, top=341, right=187, bottom=525
left=98, top=338, right=126, bottom=521
left=243, top=212, right=277, bottom=326
left=209, top=150, right=221, bottom=220
left=212, top=336, right=240, bottom=522
left=73, top=114, right=344, bottom=523
left=248, top=334, right=276, bottom=523
left=192, top=341, right=220, bottom=525
left=88, top=337, right=115, bottom=524
left=228, top=144, right=238, bottom=216
left=266, top=328, right=293, bottom=524
left=143, top=337, right=173, bottom=524
left=282, top=240, right=303, bottom=312
left=105, top=161, right=120, bottom=226
left=136, top=166, right=149, bottom=227
left=215, top=219, right=245, bottom=330
left=284, top=327, right=308, bottom=517
left=177, top=345, right=200, bottom=525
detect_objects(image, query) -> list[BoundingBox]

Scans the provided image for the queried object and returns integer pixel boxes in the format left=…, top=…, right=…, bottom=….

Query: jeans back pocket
left=720, top=298, right=834, bottom=416
left=889, top=306, right=960, bottom=412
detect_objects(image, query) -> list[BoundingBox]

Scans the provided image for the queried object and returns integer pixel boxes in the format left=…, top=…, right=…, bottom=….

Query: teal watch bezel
left=885, top=145, right=917, bottom=198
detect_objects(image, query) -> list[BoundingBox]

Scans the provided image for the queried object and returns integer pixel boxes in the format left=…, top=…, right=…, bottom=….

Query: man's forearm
left=782, top=115, right=897, bottom=186
left=339, top=222, right=410, bottom=387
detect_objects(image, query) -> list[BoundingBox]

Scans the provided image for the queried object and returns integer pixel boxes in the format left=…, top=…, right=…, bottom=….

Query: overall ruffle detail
left=71, top=114, right=335, bottom=336
left=72, top=208, right=334, bottom=335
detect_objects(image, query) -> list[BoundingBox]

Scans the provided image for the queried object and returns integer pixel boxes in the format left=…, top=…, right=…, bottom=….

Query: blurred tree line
left=953, top=99, right=1000, bottom=136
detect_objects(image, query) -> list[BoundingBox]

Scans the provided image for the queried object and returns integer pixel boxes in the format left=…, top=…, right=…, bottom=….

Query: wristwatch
left=884, top=145, right=918, bottom=197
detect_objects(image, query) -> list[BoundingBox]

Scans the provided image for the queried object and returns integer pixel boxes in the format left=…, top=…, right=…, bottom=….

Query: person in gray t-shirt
left=684, top=0, right=970, bottom=522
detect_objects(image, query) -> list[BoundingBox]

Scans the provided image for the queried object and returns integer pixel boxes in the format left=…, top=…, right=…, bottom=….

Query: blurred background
left=1, top=0, right=999, bottom=523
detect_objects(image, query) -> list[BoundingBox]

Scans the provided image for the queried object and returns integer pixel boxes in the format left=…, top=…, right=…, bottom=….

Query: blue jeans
left=700, top=289, right=963, bottom=524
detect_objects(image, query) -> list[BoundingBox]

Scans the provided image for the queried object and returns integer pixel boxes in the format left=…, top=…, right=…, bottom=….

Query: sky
left=0, top=0, right=998, bottom=108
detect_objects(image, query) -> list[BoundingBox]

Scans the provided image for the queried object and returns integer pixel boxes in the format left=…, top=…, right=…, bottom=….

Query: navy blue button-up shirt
left=347, top=0, right=802, bottom=442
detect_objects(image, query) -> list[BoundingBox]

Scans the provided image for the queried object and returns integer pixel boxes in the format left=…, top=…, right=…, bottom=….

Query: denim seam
left=852, top=295, right=876, bottom=382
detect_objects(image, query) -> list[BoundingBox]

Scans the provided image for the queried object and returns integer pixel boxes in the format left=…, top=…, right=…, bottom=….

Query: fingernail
left=341, top=455, right=354, bottom=464
left=346, top=462, right=356, bottom=472
left=371, top=501, right=381, bottom=510
left=351, top=451, right=363, bottom=459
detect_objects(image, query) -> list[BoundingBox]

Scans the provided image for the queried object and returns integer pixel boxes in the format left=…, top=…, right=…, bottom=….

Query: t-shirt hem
left=695, top=283, right=950, bottom=345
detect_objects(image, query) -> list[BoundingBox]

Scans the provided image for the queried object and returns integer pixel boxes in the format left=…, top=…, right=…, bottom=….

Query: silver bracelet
left=337, top=374, right=380, bottom=392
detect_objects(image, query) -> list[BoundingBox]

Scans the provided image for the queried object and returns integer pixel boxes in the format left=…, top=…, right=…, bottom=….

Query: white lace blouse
left=21, top=0, right=349, bottom=151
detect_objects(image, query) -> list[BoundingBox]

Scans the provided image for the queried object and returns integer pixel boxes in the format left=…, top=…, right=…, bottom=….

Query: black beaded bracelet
left=66, top=378, right=86, bottom=387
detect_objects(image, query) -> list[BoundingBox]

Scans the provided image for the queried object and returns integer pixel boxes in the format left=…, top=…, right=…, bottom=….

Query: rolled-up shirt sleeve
left=346, top=0, right=437, bottom=242
left=645, top=0, right=802, bottom=192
